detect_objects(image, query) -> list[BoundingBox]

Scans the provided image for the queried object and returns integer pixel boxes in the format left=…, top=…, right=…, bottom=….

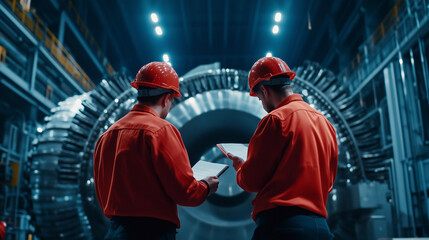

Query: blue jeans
left=105, top=216, right=177, bottom=240
left=252, top=206, right=334, bottom=240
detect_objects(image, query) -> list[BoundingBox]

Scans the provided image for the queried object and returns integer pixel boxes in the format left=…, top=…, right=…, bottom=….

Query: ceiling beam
left=321, top=18, right=339, bottom=67
left=307, top=2, right=335, bottom=60
left=292, top=0, right=314, bottom=64
left=175, top=53, right=256, bottom=60
left=223, top=0, right=229, bottom=49
left=180, top=0, right=191, bottom=50
left=337, top=1, right=363, bottom=44
left=249, top=0, right=262, bottom=46
left=116, top=1, right=145, bottom=65
left=208, top=0, right=213, bottom=50
left=88, top=1, right=124, bottom=65
left=322, top=0, right=363, bottom=69
left=222, top=0, right=229, bottom=65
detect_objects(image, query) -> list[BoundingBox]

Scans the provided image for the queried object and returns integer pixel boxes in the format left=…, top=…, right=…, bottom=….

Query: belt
left=111, top=216, right=177, bottom=230
left=256, top=206, right=321, bottom=225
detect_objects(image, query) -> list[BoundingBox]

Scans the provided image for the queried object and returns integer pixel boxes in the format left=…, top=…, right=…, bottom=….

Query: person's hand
left=227, top=153, right=244, bottom=170
left=202, top=176, right=219, bottom=196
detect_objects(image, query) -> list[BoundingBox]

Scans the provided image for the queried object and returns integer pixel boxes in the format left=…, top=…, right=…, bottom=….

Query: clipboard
left=216, top=143, right=248, bottom=161
left=192, top=160, right=229, bottom=180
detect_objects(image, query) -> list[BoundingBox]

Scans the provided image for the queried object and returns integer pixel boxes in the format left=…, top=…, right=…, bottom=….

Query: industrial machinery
left=29, top=62, right=394, bottom=240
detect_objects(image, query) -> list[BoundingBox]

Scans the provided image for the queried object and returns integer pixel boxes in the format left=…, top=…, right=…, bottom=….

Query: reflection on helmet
left=248, top=57, right=296, bottom=96
left=130, top=62, right=182, bottom=97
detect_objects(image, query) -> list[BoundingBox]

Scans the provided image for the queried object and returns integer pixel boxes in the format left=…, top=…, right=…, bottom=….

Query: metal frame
left=58, top=11, right=105, bottom=74
left=417, top=38, right=429, bottom=145
left=418, top=159, right=429, bottom=234
left=408, top=44, right=427, bottom=146
left=0, top=1, right=86, bottom=94
left=347, top=0, right=429, bottom=99
left=383, top=62, right=416, bottom=236
left=0, top=107, right=35, bottom=238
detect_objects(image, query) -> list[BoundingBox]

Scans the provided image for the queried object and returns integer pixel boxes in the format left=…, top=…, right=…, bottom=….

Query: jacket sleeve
left=328, top=125, right=339, bottom=193
left=236, top=115, right=289, bottom=192
left=93, top=135, right=104, bottom=209
left=149, top=124, right=208, bottom=206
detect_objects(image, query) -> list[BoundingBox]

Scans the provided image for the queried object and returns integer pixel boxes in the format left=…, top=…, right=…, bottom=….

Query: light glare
left=151, top=13, right=159, bottom=23
left=155, top=26, right=163, bottom=35
left=163, top=54, right=169, bottom=62
left=275, top=12, right=282, bottom=22
left=266, top=52, right=272, bottom=57
left=272, top=25, right=279, bottom=34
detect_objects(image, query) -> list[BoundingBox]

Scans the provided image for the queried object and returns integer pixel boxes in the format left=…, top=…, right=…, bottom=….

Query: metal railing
left=67, top=0, right=115, bottom=75
left=339, top=0, right=428, bottom=95
left=3, top=0, right=96, bottom=91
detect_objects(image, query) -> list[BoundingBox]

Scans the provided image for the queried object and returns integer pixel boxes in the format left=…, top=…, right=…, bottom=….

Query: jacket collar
left=275, top=94, right=303, bottom=109
left=131, top=104, right=160, bottom=118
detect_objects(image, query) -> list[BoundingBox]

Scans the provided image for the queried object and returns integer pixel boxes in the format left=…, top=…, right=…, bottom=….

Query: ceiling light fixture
left=272, top=25, right=279, bottom=34
left=163, top=54, right=170, bottom=62
left=155, top=26, right=163, bottom=35
left=151, top=13, right=159, bottom=23
left=274, top=12, right=282, bottom=22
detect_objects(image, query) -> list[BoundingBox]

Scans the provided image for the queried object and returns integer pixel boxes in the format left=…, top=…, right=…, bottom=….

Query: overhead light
left=155, top=26, right=163, bottom=35
left=163, top=54, right=169, bottom=62
left=37, top=127, right=43, bottom=133
left=266, top=52, right=272, bottom=57
left=274, top=12, right=282, bottom=22
left=150, top=13, right=159, bottom=23
left=272, top=25, right=279, bottom=34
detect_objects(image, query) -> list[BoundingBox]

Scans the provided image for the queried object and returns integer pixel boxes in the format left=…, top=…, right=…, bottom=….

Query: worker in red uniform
left=0, top=221, right=5, bottom=240
left=228, top=57, right=338, bottom=240
left=94, top=62, right=219, bottom=240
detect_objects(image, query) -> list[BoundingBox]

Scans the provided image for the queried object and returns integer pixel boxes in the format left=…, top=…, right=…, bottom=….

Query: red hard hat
left=130, top=62, right=182, bottom=97
left=248, top=57, right=296, bottom=96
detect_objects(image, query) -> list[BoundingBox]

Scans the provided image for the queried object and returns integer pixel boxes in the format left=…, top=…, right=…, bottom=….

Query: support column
left=383, top=62, right=415, bottom=236
left=58, top=11, right=67, bottom=43
left=27, top=46, right=38, bottom=92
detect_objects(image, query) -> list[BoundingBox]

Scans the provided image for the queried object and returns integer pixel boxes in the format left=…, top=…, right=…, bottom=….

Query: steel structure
left=29, top=62, right=374, bottom=239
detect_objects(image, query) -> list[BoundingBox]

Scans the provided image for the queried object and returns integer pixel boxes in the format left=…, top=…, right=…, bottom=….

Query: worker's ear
left=260, top=85, right=268, bottom=98
left=160, top=93, right=173, bottom=107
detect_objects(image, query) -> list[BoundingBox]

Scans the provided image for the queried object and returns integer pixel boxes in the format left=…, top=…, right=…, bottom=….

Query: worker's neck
left=138, top=102, right=164, bottom=117
left=271, top=90, right=294, bottom=108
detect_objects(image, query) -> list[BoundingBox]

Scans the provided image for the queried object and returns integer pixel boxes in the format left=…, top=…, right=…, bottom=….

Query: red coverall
left=93, top=104, right=208, bottom=227
left=236, top=94, right=338, bottom=220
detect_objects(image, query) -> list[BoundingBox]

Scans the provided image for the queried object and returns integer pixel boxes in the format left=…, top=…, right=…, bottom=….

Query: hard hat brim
left=131, top=81, right=182, bottom=97
left=249, top=72, right=296, bottom=97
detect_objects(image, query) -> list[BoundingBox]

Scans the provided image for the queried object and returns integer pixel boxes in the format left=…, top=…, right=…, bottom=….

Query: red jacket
left=236, top=94, right=338, bottom=220
left=93, top=104, right=208, bottom=227
left=0, top=221, right=5, bottom=240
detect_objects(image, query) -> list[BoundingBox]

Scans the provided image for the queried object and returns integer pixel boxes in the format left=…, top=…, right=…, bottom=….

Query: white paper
left=217, top=143, right=248, bottom=161
left=192, top=160, right=229, bottom=180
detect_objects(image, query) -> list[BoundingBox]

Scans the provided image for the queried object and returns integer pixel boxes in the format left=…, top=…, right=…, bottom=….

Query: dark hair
left=137, top=93, right=169, bottom=105
left=263, top=84, right=292, bottom=95
left=253, top=74, right=293, bottom=95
